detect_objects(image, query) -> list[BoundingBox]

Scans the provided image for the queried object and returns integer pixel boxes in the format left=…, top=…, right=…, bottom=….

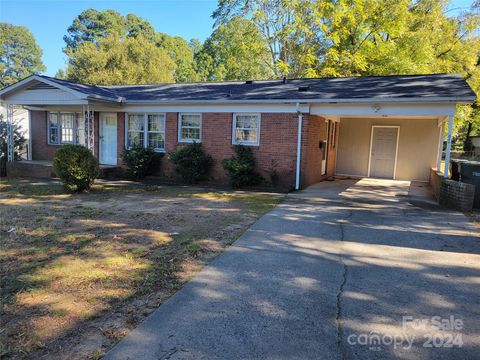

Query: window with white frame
left=61, top=113, right=75, bottom=143
left=233, top=113, right=260, bottom=146
left=48, top=112, right=83, bottom=145
left=126, top=113, right=145, bottom=148
left=126, top=113, right=165, bottom=151
left=178, top=113, right=201, bottom=142
left=48, top=112, right=60, bottom=144
left=147, top=114, right=165, bottom=151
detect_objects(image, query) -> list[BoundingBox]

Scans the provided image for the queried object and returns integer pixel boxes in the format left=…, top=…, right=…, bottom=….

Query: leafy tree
left=213, top=0, right=303, bottom=77
left=126, top=13, right=157, bottom=42
left=0, top=23, right=46, bottom=87
left=63, top=9, right=127, bottom=52
left=189, top=38, right=203, bottom=55
left=65, top=35, right=176, bottom=85
left=157, top=33, right=197, bottom=82
left=213, top=0, right=480, bottom=148
left=195, top=17, right=272, bottom=81
left=64, top=9, right=196, bottom=82
left=54, top=68, right=67, bottom=79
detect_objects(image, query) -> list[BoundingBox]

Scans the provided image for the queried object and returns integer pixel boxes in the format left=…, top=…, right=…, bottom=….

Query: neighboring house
left=0, top=102, right=30, bottom=159
left=0, top=74, right=476, bottom=189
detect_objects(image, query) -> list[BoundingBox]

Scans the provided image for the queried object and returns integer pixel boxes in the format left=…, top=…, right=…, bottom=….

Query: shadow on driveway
left=104, top=178, right=480, bottom=360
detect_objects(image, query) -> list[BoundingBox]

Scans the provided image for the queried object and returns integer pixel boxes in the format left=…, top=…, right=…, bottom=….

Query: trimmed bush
left=168, top=143, right=213, bottom=183
left=121, top=146, right=157, bottom=179
left=268, top=159, right=280, bottom=188
left=53, top=145, right=99, bottom=192
left=222, top=145, right=263, bottom=188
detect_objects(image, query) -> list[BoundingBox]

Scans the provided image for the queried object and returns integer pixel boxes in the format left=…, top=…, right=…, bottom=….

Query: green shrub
left=168, top=143, right=213, bottom=183
left=222, top=145, right=263, bottom=188
left=268, top=159, right=280, bottom=188
left=53, top=145, right=99, bottom=192
left=121, top=146, right=157, bottom=179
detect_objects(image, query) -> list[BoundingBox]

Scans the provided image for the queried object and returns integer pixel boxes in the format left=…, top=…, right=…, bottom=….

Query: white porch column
left=443, top=115, right=454, bottom=178
left=295, top=111, right=303, bottom=190
left=6, top=103, right=14, bottom=162
left=436, top=121, right=444, bottom=171
left=83, top=104, right=95, bottom=155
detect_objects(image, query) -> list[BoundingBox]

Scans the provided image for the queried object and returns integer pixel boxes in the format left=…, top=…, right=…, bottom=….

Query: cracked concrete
left=336, top=211, right=352, bottom=360
left=104, top=178, right=479, bottom=360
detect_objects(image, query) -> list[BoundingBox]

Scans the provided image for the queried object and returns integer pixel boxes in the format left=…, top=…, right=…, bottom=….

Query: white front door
left=369, top=126, right=399, bottom=179
left=100, top=113, right=117, bottom=165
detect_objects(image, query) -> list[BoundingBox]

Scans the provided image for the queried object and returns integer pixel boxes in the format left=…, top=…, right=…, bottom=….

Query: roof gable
left=0, top=75, right=122, bottom=103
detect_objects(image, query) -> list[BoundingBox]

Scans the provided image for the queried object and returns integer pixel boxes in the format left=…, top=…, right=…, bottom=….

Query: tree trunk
left=463, top=121, right=473, bottom=152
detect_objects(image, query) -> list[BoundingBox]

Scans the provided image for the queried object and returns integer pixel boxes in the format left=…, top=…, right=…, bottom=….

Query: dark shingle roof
left=3, top=74, right=476, bottom=103
left=41, top=76, right=121, bottom=100
left=104, top=74, right=476, bottom=102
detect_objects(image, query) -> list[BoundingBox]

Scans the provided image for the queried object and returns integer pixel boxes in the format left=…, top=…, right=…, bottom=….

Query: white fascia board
left=0, top=75, right=39, bottom=98
left=310, top=102, right=458, bottom=117
left=122, top=103, right=311, bottom=114
left=4, top=99, right=89, bottom=106
left=124, top=96, right=475, bottom=105
left=0, top=75, right=88, bottom=100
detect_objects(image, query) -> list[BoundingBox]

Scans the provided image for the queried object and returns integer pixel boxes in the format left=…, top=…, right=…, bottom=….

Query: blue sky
left=0, top=0, right=474, bottom=76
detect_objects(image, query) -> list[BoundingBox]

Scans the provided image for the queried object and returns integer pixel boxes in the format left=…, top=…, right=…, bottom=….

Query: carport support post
left=295, top=105, right=303, bottom=190
left=443, top=115, right=454, bottom=178
left=436, top=121, right=444, bottom=171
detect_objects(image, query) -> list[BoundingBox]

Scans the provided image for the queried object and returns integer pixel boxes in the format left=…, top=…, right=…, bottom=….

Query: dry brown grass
left=0, top=179, right=283, bottom=359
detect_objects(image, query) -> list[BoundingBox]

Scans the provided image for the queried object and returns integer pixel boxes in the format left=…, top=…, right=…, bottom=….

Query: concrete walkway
left=104, top=178, right=480, bottom=360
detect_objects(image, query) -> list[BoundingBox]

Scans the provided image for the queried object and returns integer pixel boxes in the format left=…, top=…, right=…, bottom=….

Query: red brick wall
left=31, top=110, right=100, bottom=161
left=144, top=112, right=298, bottom=188
left=31, top=111, right=58, bottom=160
left=31, top=110, right=336, bottom=190
left=300, top=116, right=339, bottom=188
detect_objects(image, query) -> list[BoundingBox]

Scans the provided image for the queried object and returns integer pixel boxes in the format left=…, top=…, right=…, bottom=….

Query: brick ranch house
left=0, top=74, right=476, bottom=189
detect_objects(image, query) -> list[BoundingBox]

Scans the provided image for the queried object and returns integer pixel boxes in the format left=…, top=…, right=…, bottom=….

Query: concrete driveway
left=104, top=178, right=480, bottom=360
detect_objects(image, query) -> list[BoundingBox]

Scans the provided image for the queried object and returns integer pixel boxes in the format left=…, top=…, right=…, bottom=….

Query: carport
left=310, top=102, right=462, bottom=183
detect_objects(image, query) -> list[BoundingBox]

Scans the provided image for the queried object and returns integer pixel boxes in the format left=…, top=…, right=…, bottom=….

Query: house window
left=147, top=114, right=165, bottom=151
left=60, top=113, right=75, bottom=143
left=126, top=113, right=165, bottom=152
left=178, top=113, right=201, bottom=142
left=48, top=112, right=60, bottom=144
left=233, top=113, right=260, bottom=146
left=126, top=113, right=145, bottom=148
left=48, top=112, right=82, bottom=145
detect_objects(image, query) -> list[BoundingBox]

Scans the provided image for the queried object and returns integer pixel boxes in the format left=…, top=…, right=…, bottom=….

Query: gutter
left=295, top=102, right=303, bottom=190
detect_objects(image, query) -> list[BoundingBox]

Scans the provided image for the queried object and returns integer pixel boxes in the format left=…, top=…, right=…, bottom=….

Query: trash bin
left=457, top=160, right=480, bottom=208
left=450, top=159, right=468, bottom=181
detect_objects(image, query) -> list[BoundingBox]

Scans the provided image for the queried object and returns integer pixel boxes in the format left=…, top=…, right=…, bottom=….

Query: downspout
left=295, top=103, right=303, bottom=190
